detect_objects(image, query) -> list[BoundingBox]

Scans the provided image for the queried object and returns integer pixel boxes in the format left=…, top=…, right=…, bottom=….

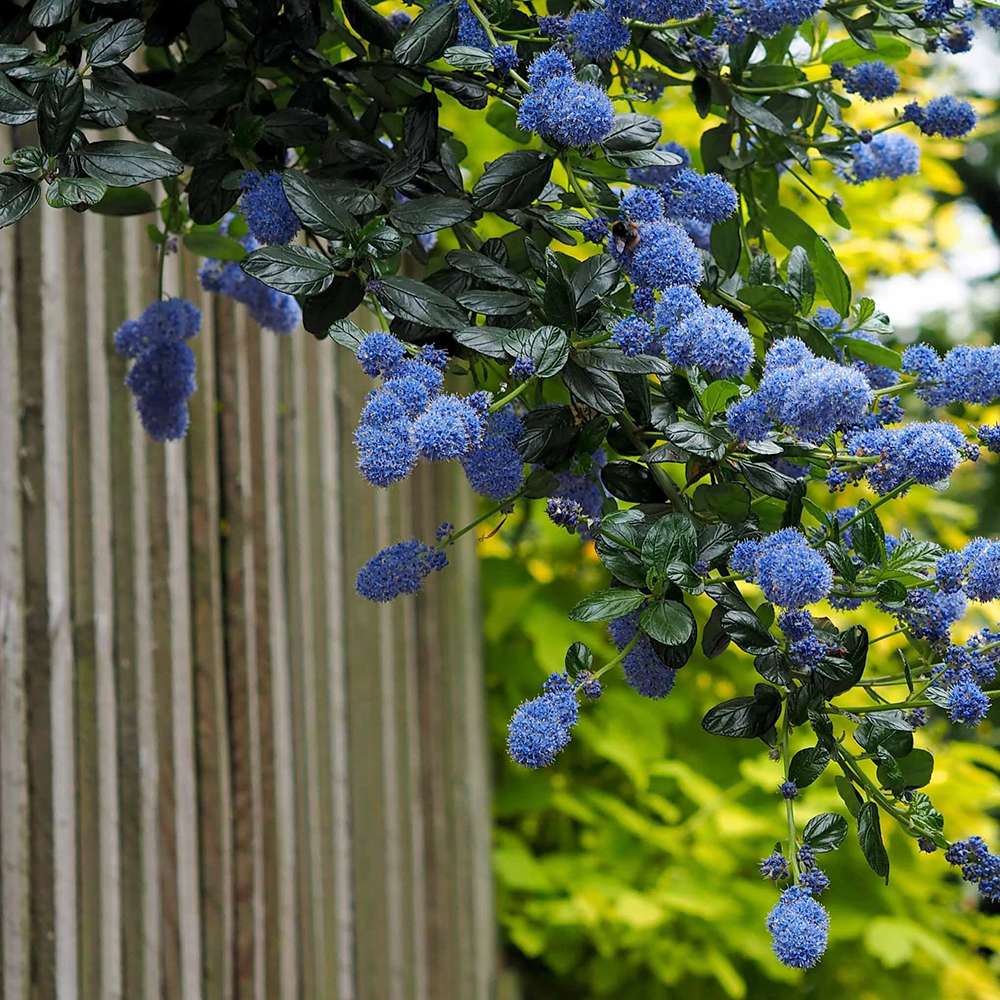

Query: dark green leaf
left=262, top=108, right=329, bottom=145
left=565, top=642, right=594, bottom=677
left=39, top=67, right=83, bottom=156
left=472, top=151, right=553, bottom=211
left=0, top=71, right=37, bottom=126
left=811, top=236, right=852, bottom=317
left=242, top=246, right=337, bottom=296
left=720, top=609, right=776, bottom=655
left=841, top=335, right=901, bottom=371
left=327, top=318, right=367, bottom=351
left=803, top=811, right=848, bottom=852
left=0, top=173, right=39, bottom=229
left=740, top=284, right=798, bottom=324
left=878, top=748, right=933, bottom=791
left=572, top=253, right=619, bottom=309
left=640, top=600, right=694, bottom=646
left=561, top=361, right=624, bottom=415
left=692, top=483, right=750, bottom=523
left=92, top=185, right=155, bottom=216
left=711, top=212, right=741, bottom=277
left=342, top=0, right=402, bottom=47
left=663, top=420, right=730, bottom=461
left=457, top=290, right=529, bottom=316
left=281, top=172, right=355, bottom=239
left=445, top=249, right=527, bottom=290
left=45, top=176, right=105, bottom=208
left=600, top=113, right=663, bottom=153
left=183, top=231, right=247, bottom=261
left=393, top=2, right=456, bottom=65
left=568, top=588, right=646, bottom=623
left=87, top=18, right=144, bottom=68
left=858, top=802, right=890, bottom=882
left=702, top=686, right=781, bottom=739
left=789, top=745, right=831, bottom=788
left=786, top=245, right=815, bottom=311
left=389, top=195, right=472, bottom=234
left=29, top=0, right=76, bottom=29
left=732, top=94, right=787, bottom=133
left=78, top=140, right=183, bottom=187
left=503, top=325, right=569, bottom=377
left=601, top=461, right=662, bottom=503
left=373, top=275, right=468, bottom=330
left=641, top=513, right=697, bottom=572
left=444, top=45, right=492, bottom=70
left=453, top=324, right=509, bottom=359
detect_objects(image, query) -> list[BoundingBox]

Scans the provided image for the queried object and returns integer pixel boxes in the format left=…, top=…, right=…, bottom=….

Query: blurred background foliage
left=409, top=11, right=1000, bottom=996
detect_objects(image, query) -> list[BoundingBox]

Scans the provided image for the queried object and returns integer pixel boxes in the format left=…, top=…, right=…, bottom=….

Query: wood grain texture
left=0, top=163, right=496, bottom=999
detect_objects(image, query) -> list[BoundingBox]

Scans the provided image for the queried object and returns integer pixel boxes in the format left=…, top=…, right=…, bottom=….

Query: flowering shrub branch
left=3, top=0, right=999, bottom=971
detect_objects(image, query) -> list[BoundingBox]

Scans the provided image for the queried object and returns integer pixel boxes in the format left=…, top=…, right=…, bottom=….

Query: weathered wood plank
left=84, top=209, right=124, bottom=1000
left=285, top=330, right=320, bottom=1000
left=66, top=210, right=99, bottom=1000
left=121, top=215, right=162, bottom=1000
left=338, top=349, right=391, bottom=1000
left=40, top=196, right=79, bottom=1000
left=260, top=333, right=300, bottom=999
left=185, top=262, right=233, bottom=1000
left=315, top=339, right=355, bottom=1000
left=0, top=124, right=29, bottom=1000
left=162, top=253, right=203, bottom=1000
left=103, top=210, right=140, bottom=1000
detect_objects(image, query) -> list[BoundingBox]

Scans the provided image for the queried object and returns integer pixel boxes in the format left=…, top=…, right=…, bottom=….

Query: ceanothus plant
left=2, top=0, right=999, bottom=971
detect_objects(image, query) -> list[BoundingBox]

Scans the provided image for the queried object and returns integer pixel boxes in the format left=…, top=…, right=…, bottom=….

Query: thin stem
left=834, top=689, right=1000, bottom=714
left=157, top=236, right=168, bottom=301
left=489, top=378, right=534, bottom=412
left=464, top=0, right=530, bottom=89
left=820, top=479, right=916, bottom=543
left=438, top=488, right=527, bottom=548
left=781, top=708, right=800, bottom=881
left=592, top=634, right=641, bottom=681
left=562, top=157, right=597, bottom=217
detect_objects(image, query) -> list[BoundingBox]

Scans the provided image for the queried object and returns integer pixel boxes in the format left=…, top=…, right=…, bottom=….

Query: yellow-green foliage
left=484, top=478, right=1000, bottom=997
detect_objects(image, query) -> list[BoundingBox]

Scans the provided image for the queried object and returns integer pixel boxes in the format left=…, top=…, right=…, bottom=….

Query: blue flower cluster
left=661, top=303, right=753, bottom=379
left=518, top=51, right=615, bottom=147
left=945, top=837, right=1000, bottom=902
left=902, top=343, right=1000, bottom=406
left=844, top=421, right=972, bottom=493
left=936, top=538, right=1000, bottom=602
left=114, top=298, right=201, bottom=441
left=611, top=315, right=661, bottom=357
left=766, top=886, right=829, bottom=969
left=568, top=6, right=631, bottom=60
left=730, top=529, right=834, bottom=608
left=832, top=60, right=899, bottom=101
left=352, top=333, right=509, bottom=493
left=456, top=0, right=490, bottom=48
left=239, top=171, right=301, bottom=246
left=507, top=674, right=580, bottom=768
left=760, top=851, right=789, bottom=881
left=356, top=538, right=447, bottom=602
left=462, top=407, right=526, bottom=500
left=726, top=338, right=872, bottom=444
left=903, top=96, right=977, bottom=137
left=551, top=451, right=608, bottom=539
left=742, top=0, right=824, bottom=38
left=609, top=611, right=678, bottom=698
left=844, top=134, right=920, bottom=185
left=898, top=587, right=967, bottom=642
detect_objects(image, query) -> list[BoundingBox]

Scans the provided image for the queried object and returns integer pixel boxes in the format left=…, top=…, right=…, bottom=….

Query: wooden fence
left=0, top=130, right=495, bottom=1000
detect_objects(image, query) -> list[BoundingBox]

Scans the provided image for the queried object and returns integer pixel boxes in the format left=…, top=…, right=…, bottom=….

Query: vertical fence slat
left=120, top=216, right=162, bottom=1000
left=186, top=264, right=233, bottom=1000
left=260, top=333, right=300, bottom=999
left=84, top=211, right=124, bottom=1000
left=40, top=192, right=79, bottom=1000
left=0, top=124, right=29, bottom=1000
left=316, top=340, right=355, bottom=1000
left=67, top=210, right=99, bottom=1000
left=161, top=254, right=203, bottom=1000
